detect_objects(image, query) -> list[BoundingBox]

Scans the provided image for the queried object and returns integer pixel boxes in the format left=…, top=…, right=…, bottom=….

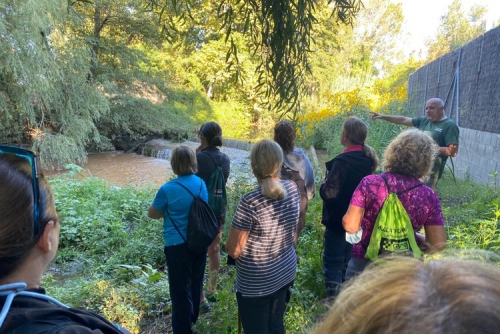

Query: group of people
left=148, top=120, right=316, bottom=334
left=320, top=98, right=457, bottom=298
left=5, top=97, right=499, bottom=334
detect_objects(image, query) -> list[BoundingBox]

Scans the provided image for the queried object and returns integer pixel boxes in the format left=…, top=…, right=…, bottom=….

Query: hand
left=369, top=111, right=382, bottom=121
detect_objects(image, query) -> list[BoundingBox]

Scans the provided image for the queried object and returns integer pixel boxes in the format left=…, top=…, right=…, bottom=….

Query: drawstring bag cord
left=0, top=282, right=69, bottom=329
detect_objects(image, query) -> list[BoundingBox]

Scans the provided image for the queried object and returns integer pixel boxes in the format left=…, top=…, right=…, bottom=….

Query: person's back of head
left=342, top=116, right=379, bottom=172
left=383, top=129, right=439, bottom=179
left=274, top=120, right=296, bottom=153
left=250, top=139, right=287, bottom=200
left=199, top=122, right=223, bottom=147
left=0, top=149, right=57, bottom=281
left=171, top=145, right=198, bottom=176
left=312, top=257, right=500, bottom=334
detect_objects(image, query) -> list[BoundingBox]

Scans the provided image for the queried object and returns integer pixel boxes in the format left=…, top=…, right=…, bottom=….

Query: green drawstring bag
left=365, top=176, right=423, bottom=261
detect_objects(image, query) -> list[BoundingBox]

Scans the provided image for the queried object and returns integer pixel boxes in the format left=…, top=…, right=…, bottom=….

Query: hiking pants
left=236, top=284, right=290, bottom=334
left=345, top=258, right=370, bottom=281
left=164, top=244, right=207, bottom=334
left=322, top=228, right=352, bottom=298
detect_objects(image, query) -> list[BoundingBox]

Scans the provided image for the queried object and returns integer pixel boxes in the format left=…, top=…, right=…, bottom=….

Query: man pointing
left=370, top=98, right=459, bottom=189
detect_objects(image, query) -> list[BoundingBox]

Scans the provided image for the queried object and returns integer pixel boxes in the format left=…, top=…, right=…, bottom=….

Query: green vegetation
left=45, top=132, right=500, bottom=334
left=3, top=0, right=492, bottom=169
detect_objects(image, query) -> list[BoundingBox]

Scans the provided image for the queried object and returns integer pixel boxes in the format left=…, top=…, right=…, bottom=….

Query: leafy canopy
left=146, top=0, right=363, bottom=115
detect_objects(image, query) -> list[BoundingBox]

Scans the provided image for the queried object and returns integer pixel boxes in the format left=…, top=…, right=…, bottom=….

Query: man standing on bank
left=370, top=98, right=459, bottom=189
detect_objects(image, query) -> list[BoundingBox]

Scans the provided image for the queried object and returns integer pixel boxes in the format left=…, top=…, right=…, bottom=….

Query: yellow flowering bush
left=297, top=84, right=408, bottom=154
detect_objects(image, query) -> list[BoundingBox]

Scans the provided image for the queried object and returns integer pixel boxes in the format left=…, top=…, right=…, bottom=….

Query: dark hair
left=199, top=122, right=223, bottom=147
left=170, top=145, right=197, bottom=176
left=343, top=117, right=379, bottom=173
left=0, top=154, right=57, bottom=279
left=273, top=120, right=296, bottom=153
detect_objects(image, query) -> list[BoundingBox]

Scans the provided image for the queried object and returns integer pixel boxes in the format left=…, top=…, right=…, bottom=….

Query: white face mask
left=346, top=229, right=363, bottom=244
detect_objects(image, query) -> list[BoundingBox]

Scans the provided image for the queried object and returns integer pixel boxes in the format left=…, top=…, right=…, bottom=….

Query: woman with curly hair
left=342, top=129, right=447, bottom=278
left=312, top=257, right=500, bottom=334
left=273, top=120, right=315, bottom=200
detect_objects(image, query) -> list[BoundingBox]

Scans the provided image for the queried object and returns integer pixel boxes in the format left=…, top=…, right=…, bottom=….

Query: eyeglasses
left=0, top=145, right=40, bottom=235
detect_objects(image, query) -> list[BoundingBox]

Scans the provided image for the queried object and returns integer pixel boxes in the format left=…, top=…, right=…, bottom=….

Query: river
left=45, top=139, right=251, bottom=188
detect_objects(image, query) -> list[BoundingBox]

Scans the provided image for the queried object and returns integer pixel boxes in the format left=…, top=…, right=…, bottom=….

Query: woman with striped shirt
left=225, top=139, right=300, bottom=334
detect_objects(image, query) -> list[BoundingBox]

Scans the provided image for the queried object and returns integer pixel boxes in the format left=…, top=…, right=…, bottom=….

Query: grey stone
left=485, top=145, right=494, bottom=158
left=482, top=132, right=492, bottom=145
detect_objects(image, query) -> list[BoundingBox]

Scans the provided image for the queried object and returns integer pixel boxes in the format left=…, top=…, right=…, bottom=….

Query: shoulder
left=412, top=116, right=426, bottom=127
left=287, top=147, right=309, bottom=163
left=282, top=179, right=298, bottom=192
left=240, top=188, right=263, bottom=204
left=5, top=297, right=120, bottom=334
left=415, top=183, right=440, bottom=201
left=362, top=173, right=383, bottom=185
left=442, top=118, right=459, bottom=129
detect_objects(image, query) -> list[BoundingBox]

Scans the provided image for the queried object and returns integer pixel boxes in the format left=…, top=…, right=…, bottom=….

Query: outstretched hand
left=369, top=111, right=382, bottom=120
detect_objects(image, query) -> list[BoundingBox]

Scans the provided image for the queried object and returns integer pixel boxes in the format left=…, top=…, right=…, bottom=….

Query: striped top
left=232, top=180, right=300, bottom=297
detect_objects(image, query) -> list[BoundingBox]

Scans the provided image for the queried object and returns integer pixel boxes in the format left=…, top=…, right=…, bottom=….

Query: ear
left=37, top=220, right=56, bottom=254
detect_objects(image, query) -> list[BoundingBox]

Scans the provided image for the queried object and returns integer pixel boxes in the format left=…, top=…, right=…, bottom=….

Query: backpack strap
left=164, top=180, right=203, bottom=244
left=165, top=208, right=188, bottom=245
left=380, top=175, right=423, bottom=196
left=202, top=151, right=223, bottom=169
left=0, top=283, right=69, bottom=330
left=173, top=181, right=202, bottom=198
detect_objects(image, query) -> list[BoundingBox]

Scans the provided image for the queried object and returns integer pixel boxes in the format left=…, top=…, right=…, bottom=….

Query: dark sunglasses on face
left=0, top=145, right=41, bottom=235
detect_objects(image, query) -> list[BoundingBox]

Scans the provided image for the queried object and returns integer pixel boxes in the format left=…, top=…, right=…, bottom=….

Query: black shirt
left=0, top=288, right=125, bottom=333
left=320, top=151, right=374, bottom=233
left=196, top=147, right=230, bottom=184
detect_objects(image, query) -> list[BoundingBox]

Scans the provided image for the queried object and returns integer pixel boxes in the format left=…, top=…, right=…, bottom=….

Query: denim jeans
left=345, top=257, right=370, bottom=281
left=322, top=228, right=353, bottom=298
left=236, top=284, right=290, bottom=334
left=164, top=244, right=207, bottom=334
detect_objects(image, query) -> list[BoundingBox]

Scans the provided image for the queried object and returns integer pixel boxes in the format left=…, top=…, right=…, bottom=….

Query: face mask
left=346, top=229, right=363, bottom=244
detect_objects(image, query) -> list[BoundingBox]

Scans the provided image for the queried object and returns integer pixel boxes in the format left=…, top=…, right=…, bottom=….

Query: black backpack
left=280, top=164, right=308, bottom=235
left=202, top=152, right=227, bottom=216
left=167, top=181, right=219, bottom=254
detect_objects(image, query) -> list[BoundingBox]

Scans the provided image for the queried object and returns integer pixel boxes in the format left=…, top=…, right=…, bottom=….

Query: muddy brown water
left=46, top=152, right=172, bottom=189
left=45, top=140, right=252, bottom=188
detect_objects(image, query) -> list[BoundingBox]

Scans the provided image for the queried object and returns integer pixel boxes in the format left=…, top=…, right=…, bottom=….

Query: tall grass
left=44, top=108, right=500, bottom=333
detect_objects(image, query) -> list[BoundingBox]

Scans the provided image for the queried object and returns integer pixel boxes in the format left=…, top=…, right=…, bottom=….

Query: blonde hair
left=170, top=145, right=197, bottom=176
left=343, top=117, right=379, bottom=173
left=383, top=129, right=439, bottom=179
left=312, top=257, right=500, bottom=334
left=250, top=139, right=287, bottom=200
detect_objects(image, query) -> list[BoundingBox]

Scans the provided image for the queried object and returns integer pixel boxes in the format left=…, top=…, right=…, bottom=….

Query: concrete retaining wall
left=452, top=127, right=500, bottom=185
left=408, top=26, right=500, bottom=185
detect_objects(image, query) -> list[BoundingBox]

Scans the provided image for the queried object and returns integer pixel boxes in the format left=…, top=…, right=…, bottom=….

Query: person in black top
left=195, top=122, right=230, bottom=308
left=0, top=145, right=129, bottom=333
left=320, top=117, right=378, bottom=299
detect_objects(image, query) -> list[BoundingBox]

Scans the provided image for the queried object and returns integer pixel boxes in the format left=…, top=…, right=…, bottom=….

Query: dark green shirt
left=411, top=116, right=459, bottom=179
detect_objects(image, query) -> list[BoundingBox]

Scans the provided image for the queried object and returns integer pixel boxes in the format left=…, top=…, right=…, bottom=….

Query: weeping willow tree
left=146, top=0, right=363, bottom=117
left=0, top=0, right=109, bottom=168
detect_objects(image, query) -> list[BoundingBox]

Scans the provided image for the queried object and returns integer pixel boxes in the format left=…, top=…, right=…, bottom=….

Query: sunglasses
left=0, top=145, right=41, bottom=235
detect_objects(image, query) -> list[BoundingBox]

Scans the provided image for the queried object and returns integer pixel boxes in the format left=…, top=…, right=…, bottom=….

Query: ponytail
left=260, top=175, right=287, bottom=200
left=363, top=144, right=379, bottom=173
left=250, top=140, right=287, bottom=200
